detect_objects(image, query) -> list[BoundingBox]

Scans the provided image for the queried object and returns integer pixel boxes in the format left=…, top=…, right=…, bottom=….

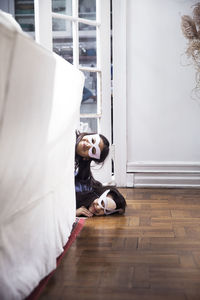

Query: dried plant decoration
left=181, top=2, right=200, bottom=100
left=186, top=39, right=200, bottom=64
left=193, top=3, right=200, bottom=28
left=181, top=15, right=198, bottom=39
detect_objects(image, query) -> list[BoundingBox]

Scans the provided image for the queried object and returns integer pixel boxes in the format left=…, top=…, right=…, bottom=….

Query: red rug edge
left=26, top=217, right=85, bottom=300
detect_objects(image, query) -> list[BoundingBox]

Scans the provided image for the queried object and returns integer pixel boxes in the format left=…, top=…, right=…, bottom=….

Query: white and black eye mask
left=85, top=134, right=101, bottom=159
left=97, top=190, right=121, bottom=215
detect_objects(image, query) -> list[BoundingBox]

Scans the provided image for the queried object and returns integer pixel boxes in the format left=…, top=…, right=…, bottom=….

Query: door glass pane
left=79, top=22, right=96, bottom=32
left=79, top=24, right=96, bottom=67
left=53, top=17, right=72, bottom=33
left=15, top=0, right=34, bottom=33
left=53, top=19, right=73, bottom=64
left=52, top=18, right=66, bottom=31
left=78, top=0, right=96, bottom=20
left=80, top=118, right=97, bottom=133
left=52, top=0, right=72, bottom=15
left=15, top=15, right=35, bottom=32
left=80, top=71, right=97, bottom=114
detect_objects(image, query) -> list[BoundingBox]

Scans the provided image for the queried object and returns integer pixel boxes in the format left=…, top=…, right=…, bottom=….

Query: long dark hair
left=75, top=131, right=110, bottom=181
left=76, top=185, right=127, bottom=215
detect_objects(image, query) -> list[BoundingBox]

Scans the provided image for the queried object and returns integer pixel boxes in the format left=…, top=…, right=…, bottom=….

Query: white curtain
left=0, top=11, right=84, bottom=300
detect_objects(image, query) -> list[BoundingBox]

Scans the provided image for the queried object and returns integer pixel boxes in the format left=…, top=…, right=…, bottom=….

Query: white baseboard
left=127, top=161, right=200, bottom=173
left=126, top=162, right=200, bottom=188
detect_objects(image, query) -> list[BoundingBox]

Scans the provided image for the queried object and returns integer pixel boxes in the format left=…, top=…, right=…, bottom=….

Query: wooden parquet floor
left=38, top=188, right=200, bottom=300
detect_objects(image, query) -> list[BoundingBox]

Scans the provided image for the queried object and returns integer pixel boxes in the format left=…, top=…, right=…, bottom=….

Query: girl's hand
left=76, top=206, right=94, bottom=217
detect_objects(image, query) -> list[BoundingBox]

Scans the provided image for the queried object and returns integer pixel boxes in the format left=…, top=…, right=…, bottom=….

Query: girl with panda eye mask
left=75, top=131, right=109, bottom=162
left=75, top=131, right=110, bottom=192
left=76, top=186, right=127, bottom=218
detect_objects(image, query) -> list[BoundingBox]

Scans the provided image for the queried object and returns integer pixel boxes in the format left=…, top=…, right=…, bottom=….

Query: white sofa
left=0, top=10, right=84, bottom=300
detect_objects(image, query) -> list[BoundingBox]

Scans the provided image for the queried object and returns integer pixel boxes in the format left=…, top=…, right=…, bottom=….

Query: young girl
left=75, top=131, right=110, bottom=192
left=76, top=185, right=127, bottom=217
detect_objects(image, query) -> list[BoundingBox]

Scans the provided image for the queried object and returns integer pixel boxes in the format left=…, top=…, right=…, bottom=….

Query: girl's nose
left=96, top=204, right=101, bottom=211
left=85, top=142, right=91, bottom=150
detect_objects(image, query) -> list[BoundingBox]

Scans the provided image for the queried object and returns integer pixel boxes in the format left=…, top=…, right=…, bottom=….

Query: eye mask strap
left=104, top=208, right=122, bottom=215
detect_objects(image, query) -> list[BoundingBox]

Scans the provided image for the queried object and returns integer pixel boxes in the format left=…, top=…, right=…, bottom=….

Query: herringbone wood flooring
left=38, top=188, right=200, bottom=300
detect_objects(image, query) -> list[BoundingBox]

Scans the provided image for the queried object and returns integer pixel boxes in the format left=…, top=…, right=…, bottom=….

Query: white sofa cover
left=0, top=10, right=84, bottom=300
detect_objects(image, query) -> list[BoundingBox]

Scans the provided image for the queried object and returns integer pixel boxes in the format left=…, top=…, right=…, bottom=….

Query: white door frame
left=112, top=0, right=127, bottom=186
left=84, top=0, right=112, bottom=184
left=94, top=0, right=112, bottom=183
left=34, top=0, right=52, bottom=51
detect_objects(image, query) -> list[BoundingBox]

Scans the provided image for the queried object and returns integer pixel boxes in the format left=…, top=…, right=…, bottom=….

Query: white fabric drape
left=0, top=10, right=84, bottom=300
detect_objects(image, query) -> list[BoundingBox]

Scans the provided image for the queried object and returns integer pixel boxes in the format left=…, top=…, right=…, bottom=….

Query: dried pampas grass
left=181, top=15, right=198, bottom=39
left=186, top=39, right=200, bottom=62
left=193, top=3, right=200, bottom=28
left=181, top=3, right=200, bottom=99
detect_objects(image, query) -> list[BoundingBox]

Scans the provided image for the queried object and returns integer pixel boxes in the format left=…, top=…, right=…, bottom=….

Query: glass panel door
left=52, top=0, right=112, bottom=183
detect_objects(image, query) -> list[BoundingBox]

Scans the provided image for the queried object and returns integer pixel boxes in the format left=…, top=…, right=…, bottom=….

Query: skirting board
left=126, top=162, right=200, bottom=188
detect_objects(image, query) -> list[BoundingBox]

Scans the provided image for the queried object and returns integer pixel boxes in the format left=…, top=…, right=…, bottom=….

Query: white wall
left=126, top=0, right=200, bottom=187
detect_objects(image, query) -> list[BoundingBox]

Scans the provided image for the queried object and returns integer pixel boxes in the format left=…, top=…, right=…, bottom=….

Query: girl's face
left=76, top=134, right=104, bottom=159
left=88, top=192, right=117, bottom=216
left=88, top=198, right=105, bottom=216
